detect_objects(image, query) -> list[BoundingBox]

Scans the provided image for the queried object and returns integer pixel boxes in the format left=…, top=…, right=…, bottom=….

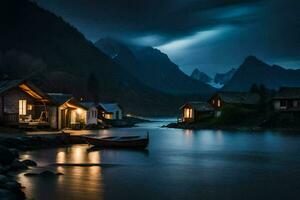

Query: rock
left=0, top=146, right=16, bottom=166
left=3, top=181, right=22, bottom=191
left=40, top=170, right=57, bottom=177
left=0, top=175, right=8, bottom=185
left=8, top=149, right=19, bottom=159
left=9, top=160, right=28, bottom=171
left=0, top=189, right=17, bottom=200
left=24, top=173, right=38, bottom=177
left=21, top=159, right=37, bottom=167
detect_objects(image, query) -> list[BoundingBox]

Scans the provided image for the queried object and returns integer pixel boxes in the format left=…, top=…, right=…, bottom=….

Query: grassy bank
left=166, top=105, right=300, bottom=131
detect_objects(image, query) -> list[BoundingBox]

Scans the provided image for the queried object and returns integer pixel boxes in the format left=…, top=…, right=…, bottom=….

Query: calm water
left=17, top=120, right=300, bottom=200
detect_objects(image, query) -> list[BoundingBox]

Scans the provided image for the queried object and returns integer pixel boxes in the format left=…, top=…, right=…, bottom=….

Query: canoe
left=82, top=133, right=149, bottom=149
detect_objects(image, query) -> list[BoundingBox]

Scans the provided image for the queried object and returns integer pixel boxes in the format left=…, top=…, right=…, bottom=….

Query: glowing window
left=19, top=100, right=27, bottom=115
left=217, top=100, right=221, bottom=108
left=184, top=108, right=193, bottom=118
left=104, top=114, right=113, bottom=119
left=27, top=104, right=33, bottom=111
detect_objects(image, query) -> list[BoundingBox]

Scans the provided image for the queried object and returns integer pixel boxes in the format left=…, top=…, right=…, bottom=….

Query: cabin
left=79, top=102, right=98, bottom=125
left=98, top=103, right=123, bottom=120
left=209, top=92, right=260, bottom=109
left=179, top=102, right=214, bottom=123
left=273, top=87, right=300, bottom=112
left=48, top=94, right=98, bottom=129
left=0, top=79, right=56, bottom=129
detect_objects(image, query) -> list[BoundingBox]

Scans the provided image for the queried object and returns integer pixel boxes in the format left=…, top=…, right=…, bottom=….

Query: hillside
left=223, top=56, right=300, bottom=91
left=95, top=38, right=215, bottom=96
left=0, top=0, right=206, bottom=116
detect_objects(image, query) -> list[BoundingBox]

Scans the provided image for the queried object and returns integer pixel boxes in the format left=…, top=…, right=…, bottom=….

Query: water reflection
left=18, top=145, right=105, bottom=200
left=17, top=121, right=300, bottom=200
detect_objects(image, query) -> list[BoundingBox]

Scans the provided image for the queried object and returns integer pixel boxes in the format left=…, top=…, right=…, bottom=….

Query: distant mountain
left=95, top=38, right=215, bottom=96
left=190, top=68, right=232, bottom=89
left=0, top=0, right=207, bottom=116
left=223, top=56, right=300, bottom=91
left=214, top=68, right=236, bottom=86
left=190, top=69, right=212, bottom=83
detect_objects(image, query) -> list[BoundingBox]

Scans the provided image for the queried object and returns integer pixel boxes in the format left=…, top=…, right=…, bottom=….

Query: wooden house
left=98, top=103, right=123, bottom=120
left=273, top=87, right=300, bottom=112
left=209, top=92, right=260, bottom=109
left=79, top=102, right=98, bottom=125
left=0, top=79, right=56, bottom=129
left=48, top=93, right=98, bottom=129
left=179, top=102, right=214, bottom=123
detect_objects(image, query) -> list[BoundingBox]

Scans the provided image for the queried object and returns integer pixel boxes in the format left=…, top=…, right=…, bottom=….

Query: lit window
left=217, top=100, right=221, bottom=108
left=19, top=100, right=27, bottom=115
left=212, top=100, right=215, bottom=104
left=184, top=108, right=193, bottom=118
left=27, top=104, right=33, bottom=111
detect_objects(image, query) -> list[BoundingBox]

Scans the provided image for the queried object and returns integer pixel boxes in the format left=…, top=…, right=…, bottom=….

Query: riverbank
left=164, top=122, right=300, bottom=132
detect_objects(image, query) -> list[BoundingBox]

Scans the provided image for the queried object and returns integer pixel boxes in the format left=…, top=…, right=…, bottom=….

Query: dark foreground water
left=17, top=120, right=300, bottom=200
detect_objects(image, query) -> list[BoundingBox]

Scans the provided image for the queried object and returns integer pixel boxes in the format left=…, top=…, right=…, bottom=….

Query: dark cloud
left=34, top=0, right=300, bottom=75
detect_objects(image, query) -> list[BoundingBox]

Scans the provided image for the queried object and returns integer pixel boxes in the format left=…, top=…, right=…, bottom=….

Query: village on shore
left=0, top=78, right=299, bottom=199
left=168, top=85, right=300, bottom=131
left=0, top=78, right=299, bottom=133
left=0, top=78, right=149, bottom=133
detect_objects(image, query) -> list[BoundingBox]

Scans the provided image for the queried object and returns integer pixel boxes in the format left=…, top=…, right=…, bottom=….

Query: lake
left=17, top=120, right=300, bottom=200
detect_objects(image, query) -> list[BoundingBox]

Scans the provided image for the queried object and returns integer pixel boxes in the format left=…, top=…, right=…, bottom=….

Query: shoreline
left=0, top=133, right=88, bottom=200
left=164, top=122, right=300, bottom=132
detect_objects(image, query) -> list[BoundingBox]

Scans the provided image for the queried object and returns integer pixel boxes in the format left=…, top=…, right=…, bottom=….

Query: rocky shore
left=0, top=133, right=87, bottom=199
left=0, top=146, right=28, bottom=200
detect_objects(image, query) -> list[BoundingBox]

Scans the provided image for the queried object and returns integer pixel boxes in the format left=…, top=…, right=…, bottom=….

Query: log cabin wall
left=0, top=88, right=39, bottom=123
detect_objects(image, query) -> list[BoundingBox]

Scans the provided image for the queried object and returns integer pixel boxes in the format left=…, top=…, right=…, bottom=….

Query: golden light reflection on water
left=56, top=146, right=101, bottom=164
left=19, top=145, right=104, bottom=200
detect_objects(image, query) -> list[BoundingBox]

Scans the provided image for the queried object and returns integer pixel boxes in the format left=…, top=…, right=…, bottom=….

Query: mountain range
left=0, top=0, right=299, bottom=115
left=191, top=56, right=300, bottom=92
left=222, top=56, right=300, bottom=91
left=0, top=0, right=208, bottom=116
left=190, top=68, right=236, bottom=88
left=95, top=38, right=215, bottom=96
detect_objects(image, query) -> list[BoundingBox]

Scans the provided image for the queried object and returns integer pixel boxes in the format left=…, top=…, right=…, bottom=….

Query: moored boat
left=82, top=133, right=149, bottom=149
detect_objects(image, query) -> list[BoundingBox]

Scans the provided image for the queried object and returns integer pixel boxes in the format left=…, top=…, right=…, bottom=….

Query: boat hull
left=83, top=136, right=149, bottom=149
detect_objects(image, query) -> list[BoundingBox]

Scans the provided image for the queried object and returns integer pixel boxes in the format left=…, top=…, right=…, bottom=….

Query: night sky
left=34, top=0, right=300, bottom=76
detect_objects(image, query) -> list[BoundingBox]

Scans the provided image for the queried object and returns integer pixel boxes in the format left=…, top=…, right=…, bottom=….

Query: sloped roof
left=47, top=93, right=73, bottom=104
left=216, top=92, right=260, bottom=105
left=273, top=87, right=300, bottom=99
left=0, top=79, right=51, bottom=101
left=0, top=79, right=24, bottom=94
left=98, top=103, right=121, bottom=113
left=79, top=102, right=96, bottom=109
left=180, top=101, right=214, bottom=112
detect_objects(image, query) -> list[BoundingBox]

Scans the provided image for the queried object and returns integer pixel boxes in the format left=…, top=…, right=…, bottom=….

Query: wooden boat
left=82, top=133, right=149, bottom=149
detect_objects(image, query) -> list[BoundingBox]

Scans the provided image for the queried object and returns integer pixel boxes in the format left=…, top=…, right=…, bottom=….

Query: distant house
left=0, top=79, right=56, bottom=129
left=179, top=102, right=214, bottom=123
left=98, top=103, right=123, bottom=120
left=209, top=92, right=260, bottom=109
left=273, top=87, right=300, bottom=112
left=48, top=93, right=98, bottom=129
left=79, top=102, right=98, bottom=125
